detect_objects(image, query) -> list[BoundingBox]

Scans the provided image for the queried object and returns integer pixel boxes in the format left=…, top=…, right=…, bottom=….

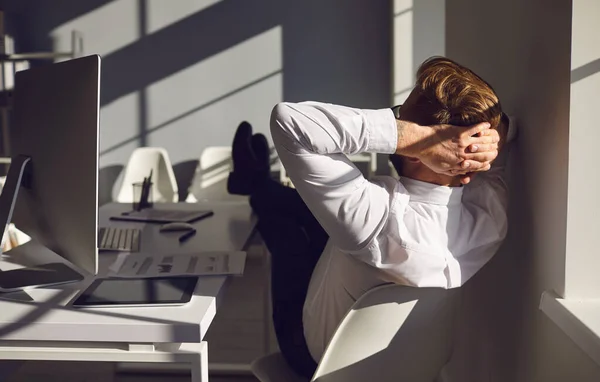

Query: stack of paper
left=110, top=251, right=246, bottom=278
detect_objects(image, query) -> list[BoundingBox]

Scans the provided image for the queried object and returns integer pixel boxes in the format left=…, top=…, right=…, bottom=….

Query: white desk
left=0, top=201, right=256, bottom=382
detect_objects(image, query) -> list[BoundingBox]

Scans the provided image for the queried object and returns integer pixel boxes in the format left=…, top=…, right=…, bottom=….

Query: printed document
left=111, top=251, right=246, bottom=278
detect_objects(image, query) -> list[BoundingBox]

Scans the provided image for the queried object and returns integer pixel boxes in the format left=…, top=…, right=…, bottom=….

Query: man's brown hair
left=391, top=57, right=508, bottom=176
left=410, top=56, right=507, bottom=144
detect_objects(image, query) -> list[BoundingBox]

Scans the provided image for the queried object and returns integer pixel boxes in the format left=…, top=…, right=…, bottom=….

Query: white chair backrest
left=117, top=147, right=179, bottom=203
left=198, top=146, right=232, bottom=189
left=187, top=146, right=233, bottom=201
left=311, top=285, right=460, bottom=382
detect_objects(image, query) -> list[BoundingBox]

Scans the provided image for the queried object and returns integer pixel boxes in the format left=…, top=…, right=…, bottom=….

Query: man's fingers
left=463, top=150, right=498, bottom=163
left=468, top=143, right=498, bottom=153
left=469, top=134, right=499, bottom=147
left=459, top=175, right=472, bottom=185
left=461, top=160, right=492, bottom=171
left=477, top=128, right=500, bottom=138
left=461, top=122, right=491, bottom=138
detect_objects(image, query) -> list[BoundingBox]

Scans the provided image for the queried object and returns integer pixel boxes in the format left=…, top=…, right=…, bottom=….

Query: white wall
left=393, top=0, right=445, bottom=105
left=443, top=0, right=600, bottom=381
left=4, top=0, right=392, bottom=170
left=565, top=0, right=600, bottom=299
left=389, top=0, right=445, bottom=173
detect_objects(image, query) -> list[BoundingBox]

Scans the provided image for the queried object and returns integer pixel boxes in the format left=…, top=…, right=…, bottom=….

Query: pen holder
left=132, top=181, right=153, bottom=211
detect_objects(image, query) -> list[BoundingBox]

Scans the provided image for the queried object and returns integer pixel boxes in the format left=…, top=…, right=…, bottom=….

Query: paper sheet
left=110, top=251, right=246, bottom=278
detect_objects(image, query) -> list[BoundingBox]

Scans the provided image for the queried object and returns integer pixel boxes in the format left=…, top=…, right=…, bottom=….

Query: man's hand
left=456, top=128, right=499, bottom=184
left=396, top=120, right=500, bottom=182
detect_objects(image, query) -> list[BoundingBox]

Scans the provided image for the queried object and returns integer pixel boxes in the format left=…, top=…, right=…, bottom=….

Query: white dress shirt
left=270, top=101, right=509, bottom=361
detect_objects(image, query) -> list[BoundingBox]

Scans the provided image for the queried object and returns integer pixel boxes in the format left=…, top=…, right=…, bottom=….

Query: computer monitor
left=0, top=55, right=100, bottom=285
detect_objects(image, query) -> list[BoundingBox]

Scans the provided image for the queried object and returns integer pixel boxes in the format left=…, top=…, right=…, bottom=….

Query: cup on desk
left=132, top=181, right=153, bottom=211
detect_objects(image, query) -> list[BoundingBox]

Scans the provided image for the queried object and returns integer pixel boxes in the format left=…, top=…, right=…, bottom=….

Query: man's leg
left=250, top=181, right=327, bottom=378
left=228, top=122, right=327, bottom=377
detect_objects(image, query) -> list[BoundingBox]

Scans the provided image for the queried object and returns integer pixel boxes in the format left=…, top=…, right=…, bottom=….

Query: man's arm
left=270, top=102, right=396, bottom=251
left=270, top=101, right=498, bottom=251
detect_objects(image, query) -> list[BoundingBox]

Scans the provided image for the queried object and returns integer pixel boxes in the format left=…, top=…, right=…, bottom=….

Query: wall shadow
left=571, top=57, right=600, bottom=83
left=3, top=0, right=392, bottom=172
left=172, top=159, right=199, bottom=202
left=98, top=164, right=123, bottom=206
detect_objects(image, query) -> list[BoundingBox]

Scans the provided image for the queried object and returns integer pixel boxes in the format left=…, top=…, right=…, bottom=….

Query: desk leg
left=190, top=341, right=208, bottom=382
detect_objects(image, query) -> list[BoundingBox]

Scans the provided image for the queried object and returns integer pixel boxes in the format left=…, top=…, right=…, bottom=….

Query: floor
left=2, top=243, right=274, bottom=382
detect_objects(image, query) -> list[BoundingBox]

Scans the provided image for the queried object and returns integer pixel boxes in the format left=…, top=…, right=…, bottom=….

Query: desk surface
left=0, top=201, right=255, bottom=344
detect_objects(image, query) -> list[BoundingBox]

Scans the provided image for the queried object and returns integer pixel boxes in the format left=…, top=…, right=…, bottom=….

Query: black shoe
left=227, top=122, right=270, bottom=195
left=231, top=121, right=253, bottom=169
left=251, top=133, right=270, bottom=176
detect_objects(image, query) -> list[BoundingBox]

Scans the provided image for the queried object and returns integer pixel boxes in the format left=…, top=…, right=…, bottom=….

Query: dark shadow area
left=98, top=164, right=123, bottom=206
left=173, top=159, right=199, bottom=202
left=0, top=290, right=34, bottom=302
left=0, top=0, right=113, bottom=53
left=571, top=57, right=600, bottom=84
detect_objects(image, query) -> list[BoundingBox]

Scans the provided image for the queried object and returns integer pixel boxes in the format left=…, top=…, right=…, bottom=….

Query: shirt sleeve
left=270, top=101, right=398, bottom=252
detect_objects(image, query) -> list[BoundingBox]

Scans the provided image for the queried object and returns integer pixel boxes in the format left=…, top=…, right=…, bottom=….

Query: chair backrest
left=187, top=146, right=232, bottom=201
left=116, top=147, right=179, bottom=203
left=311, top=285, right=460, bottom=382
left=198, top=146, right=232, bottom=189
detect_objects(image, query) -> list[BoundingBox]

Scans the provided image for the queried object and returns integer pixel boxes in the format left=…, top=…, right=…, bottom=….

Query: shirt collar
left=400, top=177, right=463, bottom=206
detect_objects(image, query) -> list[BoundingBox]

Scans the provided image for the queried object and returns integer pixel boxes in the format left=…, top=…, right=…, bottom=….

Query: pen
left=178, top=229, right=197, bottom=243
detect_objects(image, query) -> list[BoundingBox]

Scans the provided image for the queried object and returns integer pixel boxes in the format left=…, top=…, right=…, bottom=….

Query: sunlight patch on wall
left=146, top=72, right=282, bottom=165
left=51, top=0, right=140, bottom=57
left=393, top=5, right=413, bottom=104
left=571, top=0, right=600, bottom=70
left=394, top=0, right=413, bottom=14
left=146, top=26, right=282, bottom=129
left=146, top=0, right=223, bottom=34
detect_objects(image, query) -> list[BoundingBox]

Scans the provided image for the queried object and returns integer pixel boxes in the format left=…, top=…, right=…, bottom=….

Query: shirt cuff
left=364, top=108, right=398, bottom=154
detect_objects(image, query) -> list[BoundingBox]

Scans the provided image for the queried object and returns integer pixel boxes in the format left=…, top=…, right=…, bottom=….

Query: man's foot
left=251, top=133, right=270, bottom=177
left=227, top=122, right=270, bottom=195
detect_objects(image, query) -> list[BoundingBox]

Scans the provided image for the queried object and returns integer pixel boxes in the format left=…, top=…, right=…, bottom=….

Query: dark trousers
left=250, top=180, right=328, bottom=378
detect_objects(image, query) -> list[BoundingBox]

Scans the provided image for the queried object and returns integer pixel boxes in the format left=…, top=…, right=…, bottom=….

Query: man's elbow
left=270, top=102, right=295, bottom=135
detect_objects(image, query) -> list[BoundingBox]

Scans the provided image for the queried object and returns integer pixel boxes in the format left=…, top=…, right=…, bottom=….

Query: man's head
left=391, top=57, right=508, bottom=186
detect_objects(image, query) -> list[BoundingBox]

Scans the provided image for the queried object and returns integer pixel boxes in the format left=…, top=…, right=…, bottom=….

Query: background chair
left=188, top=146, right=233, bottom=202
left=252, top=285, right=460, bottom=382
left=116, top=147, right=179, bottom=203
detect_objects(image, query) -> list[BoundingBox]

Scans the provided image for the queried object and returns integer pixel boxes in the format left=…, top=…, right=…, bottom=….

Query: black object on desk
left=111, top=209, right=214, bottom=224
left=72, top=276, right=199, bottom=308
left=178, top=229, right=197, bottom=243
left=133, top=170, right=154, bottom=212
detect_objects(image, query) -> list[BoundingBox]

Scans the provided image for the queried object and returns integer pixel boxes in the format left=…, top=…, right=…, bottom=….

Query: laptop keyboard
left=98, top=227, right=141, bottom=252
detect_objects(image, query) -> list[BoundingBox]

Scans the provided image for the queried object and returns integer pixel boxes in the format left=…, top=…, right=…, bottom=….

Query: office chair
left=252, top=285, right=460, bottom=382
left=188, top=146, right=233, bottom=202
left=116, top=147, right=179, bottom=203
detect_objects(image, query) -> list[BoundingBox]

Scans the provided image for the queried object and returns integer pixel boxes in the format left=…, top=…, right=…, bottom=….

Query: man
left=228, top=57, right=510, bottom=377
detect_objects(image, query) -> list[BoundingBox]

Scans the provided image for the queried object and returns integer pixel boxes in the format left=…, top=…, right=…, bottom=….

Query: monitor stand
left=0, top=155, right=84, bottom=292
